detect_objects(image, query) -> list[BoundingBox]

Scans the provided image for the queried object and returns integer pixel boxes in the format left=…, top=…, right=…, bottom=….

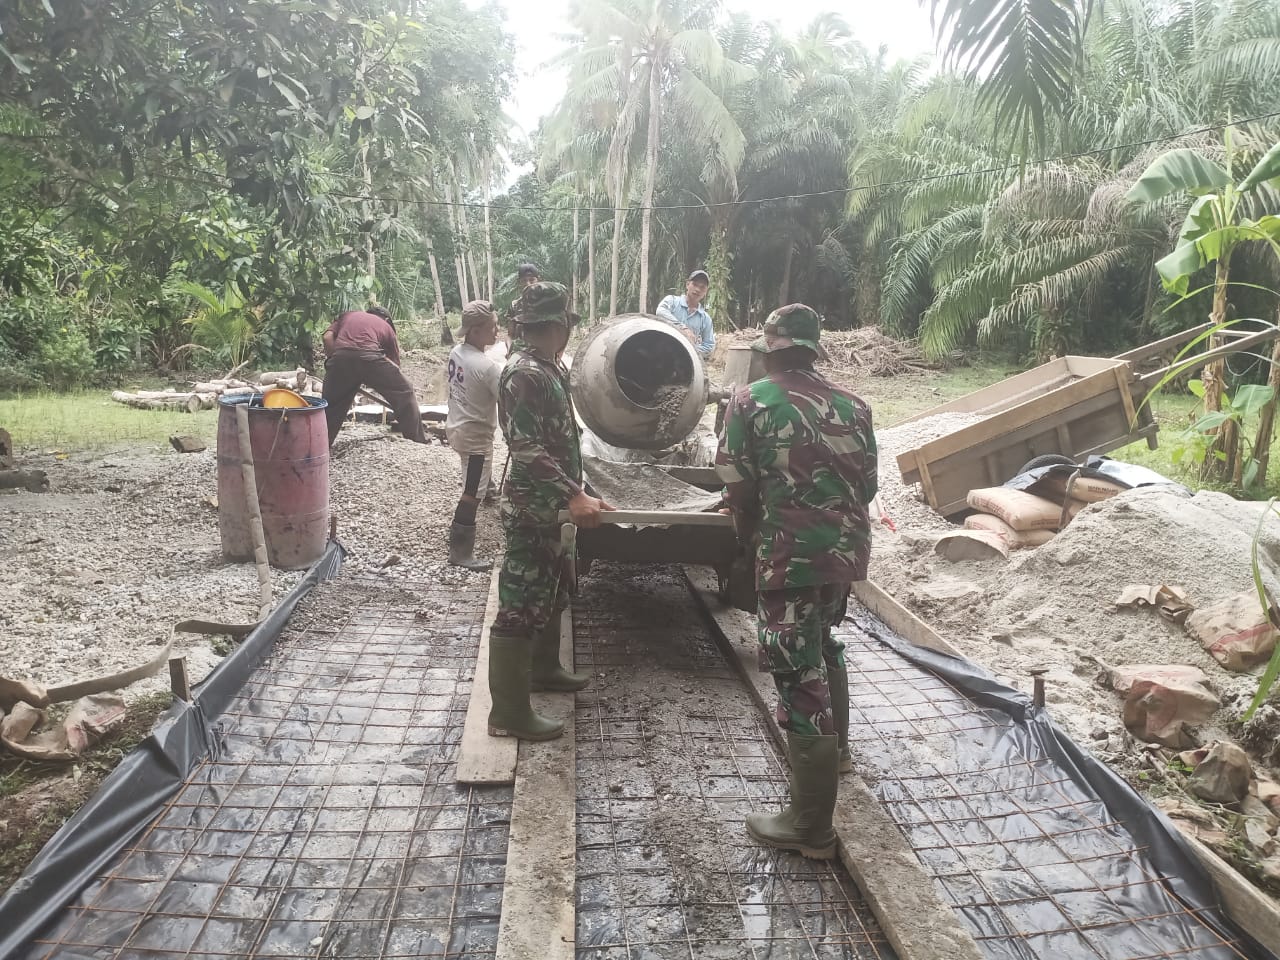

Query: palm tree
left=562, top=0, right=734, bottom=313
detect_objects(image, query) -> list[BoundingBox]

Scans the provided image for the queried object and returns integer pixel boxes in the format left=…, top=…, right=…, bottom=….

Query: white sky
left=470, top=0, right=938, bottom=177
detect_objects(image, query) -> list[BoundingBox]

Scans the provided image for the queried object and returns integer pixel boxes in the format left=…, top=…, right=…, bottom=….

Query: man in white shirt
left=656, top=269, right=715, bottom=359
left=446, top=301, right=502, bottom=571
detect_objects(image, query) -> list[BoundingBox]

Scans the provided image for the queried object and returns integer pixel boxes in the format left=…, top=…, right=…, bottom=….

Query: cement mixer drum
left=570, top=315, right=707, bottom=450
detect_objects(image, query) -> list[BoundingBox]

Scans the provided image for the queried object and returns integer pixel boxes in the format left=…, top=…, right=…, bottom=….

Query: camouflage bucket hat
left=517, top=281, right=577, bottom=326
left=751, top=303, right=828, bottom=359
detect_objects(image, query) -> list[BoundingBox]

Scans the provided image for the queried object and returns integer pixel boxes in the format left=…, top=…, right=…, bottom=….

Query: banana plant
left=1126, top=131, right=1280, bottom=298
left=1126, top=131, right=1280, bottom=478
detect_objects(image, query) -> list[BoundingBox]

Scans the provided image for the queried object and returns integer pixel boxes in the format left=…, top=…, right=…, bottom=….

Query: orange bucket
left=262, top=387, right=308, bottom=409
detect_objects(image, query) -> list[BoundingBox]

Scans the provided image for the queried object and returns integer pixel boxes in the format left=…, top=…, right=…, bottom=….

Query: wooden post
left=168, top=657, right=191, bottom=701
left=235, top=404, right=274, bottom=619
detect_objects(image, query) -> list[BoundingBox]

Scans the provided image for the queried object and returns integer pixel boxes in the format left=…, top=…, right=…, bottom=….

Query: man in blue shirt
left=656, top=269, right=715, bottom=359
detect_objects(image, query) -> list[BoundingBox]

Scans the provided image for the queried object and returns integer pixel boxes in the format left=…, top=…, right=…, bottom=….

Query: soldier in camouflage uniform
left=503, top=263, right=541, bottom=340
left=715, top=303, right=877, bottom=859
left=487, top=281, right=613, bottom=741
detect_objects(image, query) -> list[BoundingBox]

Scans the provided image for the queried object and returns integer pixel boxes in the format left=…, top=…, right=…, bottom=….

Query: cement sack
left=1186, top=591, right=1280, bottom=672
left=964, top=513, right=1055, bottom=548
left=1036, top=472, right=1127, bottom=503
left=966, top=488, right=1063, bottom=532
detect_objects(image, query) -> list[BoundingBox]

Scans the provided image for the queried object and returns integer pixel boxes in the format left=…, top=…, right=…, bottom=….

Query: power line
left=308, top=109, right=1280, bottom=214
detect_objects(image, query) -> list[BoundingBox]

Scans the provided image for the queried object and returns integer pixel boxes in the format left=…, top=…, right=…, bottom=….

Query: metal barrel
left=216, top=394, right=330, bottom=570
left=570, top=315, right=707, bottom=450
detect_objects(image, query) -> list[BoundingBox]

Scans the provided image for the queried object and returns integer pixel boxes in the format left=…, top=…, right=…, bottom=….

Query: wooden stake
left=168, top=657, right=191, bottom=702
left=235, top=403, right=273, bottom=619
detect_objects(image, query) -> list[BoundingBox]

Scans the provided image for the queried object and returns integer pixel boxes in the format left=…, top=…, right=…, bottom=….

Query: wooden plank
left=891, top=356, right=1073, bottom=427
left=1113, top=322, right=1213, bottom=364
left=456, top=568, right=519, bottom=785
left=904, top=390, right=1130, bottom=513
left=850, top=581, right=966, bottom=659
left=851, top=579, right=1280, bottom=958
left=1181, top=833, right=1280, bottom=956
left=557, top=509, right=733, bottom=528
left=682, top=567, right=985, bottom=960
left=909, top=368, right=1122, bottom=464
left=496, top=607, right=577, bottom=960
left=1139, top=327, right=1280, bottom=385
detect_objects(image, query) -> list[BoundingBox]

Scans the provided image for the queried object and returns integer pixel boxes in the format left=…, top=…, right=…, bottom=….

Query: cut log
left=256, top=368, right=307, bottom=389
left=111, top=390, right=215, bottom=413
left=191, top=379, right=254, bottom=394
left=0, top=426, right=12, bottom=469
left=0, top=469, right=49, bottom=492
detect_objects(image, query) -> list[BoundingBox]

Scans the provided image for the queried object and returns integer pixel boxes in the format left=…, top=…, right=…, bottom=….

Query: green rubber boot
left=828, top=665, right=853, bottom=774
left=530, top=614, right=589, bottom=693
left=487, top=628, right=564, bottom=741
left=747, top=732, right=839, bottom=859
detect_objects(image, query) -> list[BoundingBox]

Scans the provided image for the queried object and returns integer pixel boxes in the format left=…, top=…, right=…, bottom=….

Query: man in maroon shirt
left=321, top=305, right=427, bottom=445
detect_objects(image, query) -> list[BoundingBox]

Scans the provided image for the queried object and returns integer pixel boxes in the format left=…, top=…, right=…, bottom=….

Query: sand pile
left=870, top=486, right=1280, bottom=751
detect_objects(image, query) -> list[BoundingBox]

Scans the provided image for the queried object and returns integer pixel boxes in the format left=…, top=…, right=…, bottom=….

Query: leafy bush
left=92, top=315, right=144, bottom=373
left=0, top=362, right=42, bottom=393
left=36, top=327, right=95, bottom=389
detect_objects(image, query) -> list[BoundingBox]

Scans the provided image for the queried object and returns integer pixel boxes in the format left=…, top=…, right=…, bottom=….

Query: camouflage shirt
left=715, top=368, right=877, bottom=590
left=499, top=345, right=583, bottom=527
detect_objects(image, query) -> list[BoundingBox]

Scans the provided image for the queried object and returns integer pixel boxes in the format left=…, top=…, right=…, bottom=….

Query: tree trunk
left=779, top=241, right=794, bottom=306
left=610, top=197, right=624, bottom=317
left=637, top=62, right=662, bottom=314
left=588, top=194, right=598, bottom=321
left=359, top=141, right=376, bottom=284
left=1205, top=254, right=1233, bottom=413
left=1204, top=253, right=1234, bottom=478
left=482, top=157, right=495, bottom=302
left=706, top=214, right=731, bottom=331
left=454, top=173, right=481, bottom=303
left=444, top=179, right=469, bottom=306
left=425, top=230, right=446, bottom=319
left=572, top=201, right=581, bottom=312
left=1253, top=334, right=1280, bottom=486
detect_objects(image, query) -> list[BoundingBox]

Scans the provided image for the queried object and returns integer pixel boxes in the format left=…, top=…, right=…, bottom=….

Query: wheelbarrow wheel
left=1019, top=453, right=1077, bottom=475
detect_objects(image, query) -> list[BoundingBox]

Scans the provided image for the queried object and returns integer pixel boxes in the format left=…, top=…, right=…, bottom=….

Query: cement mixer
left=563, top=314, right=754, bottom=612
left=570, top=314, right=721, bottom=451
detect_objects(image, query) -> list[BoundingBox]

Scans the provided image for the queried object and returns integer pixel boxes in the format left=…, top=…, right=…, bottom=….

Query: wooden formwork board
left=496, top=609, right=578, bottom=960
left=683, top=567, right=986, bottom=960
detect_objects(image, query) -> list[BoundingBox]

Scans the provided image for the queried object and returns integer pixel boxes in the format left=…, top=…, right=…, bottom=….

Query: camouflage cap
left=517, top=281, right=578, bottom=327
left=461, top=300, right=496, bottom=329
left=751, top=303, right=828, bottom=359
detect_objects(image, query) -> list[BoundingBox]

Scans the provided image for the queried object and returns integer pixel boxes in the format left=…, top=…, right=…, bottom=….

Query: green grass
left=0, top=390, right=218, bottom=454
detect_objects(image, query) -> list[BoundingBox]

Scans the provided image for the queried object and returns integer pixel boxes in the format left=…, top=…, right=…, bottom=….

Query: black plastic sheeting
left=1004, top=454, right=1188, bottom=495
left=844, top=607, right=1276, bottom=960
left=0, top=541, right=345, bottom=960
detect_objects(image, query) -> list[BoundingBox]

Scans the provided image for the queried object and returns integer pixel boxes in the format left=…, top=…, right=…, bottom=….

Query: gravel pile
left=0, top=448, right=305, bottom=698
left=872, top=412, right=988, bottom=536
left=0, top=418, right=504, bottom=701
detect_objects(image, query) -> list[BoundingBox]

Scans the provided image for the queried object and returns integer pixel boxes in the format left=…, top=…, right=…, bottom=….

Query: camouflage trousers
left=757, top=584, right=850, bottom=736
left=493, top=521, right=568, bottom=634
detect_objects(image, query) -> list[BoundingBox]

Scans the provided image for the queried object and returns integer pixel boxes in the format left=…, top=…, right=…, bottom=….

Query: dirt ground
left=3, top=345, right=1278, bottom=900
